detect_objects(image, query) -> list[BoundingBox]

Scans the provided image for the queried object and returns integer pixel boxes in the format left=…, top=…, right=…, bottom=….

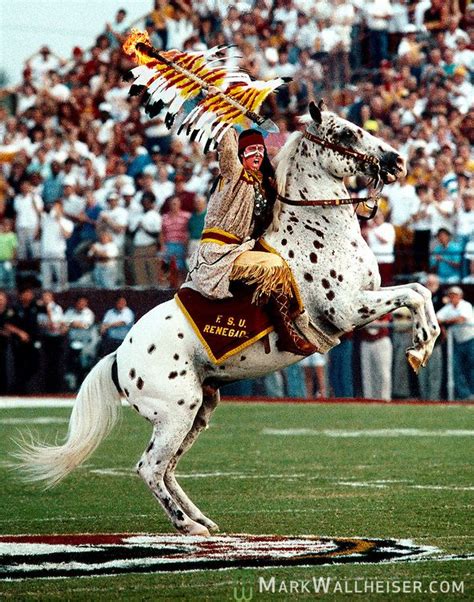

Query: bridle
left=277, top=130, right=385, bottom=220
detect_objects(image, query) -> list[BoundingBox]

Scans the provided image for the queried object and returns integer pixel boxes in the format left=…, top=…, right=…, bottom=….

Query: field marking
left=263, top=428, right=474, bottom=437
left=0, top=398, right=75, bottom=409
left=1, top=397, right=473, bottom=410
left=86, top=469, right=474, bottom=493
left=0, top=417, right=68, bottom=425
left=0, top=398, right=134, bottom=409
left=336, top=480, right=474, bottom=492
left=89, top=468, right=308, bottom=480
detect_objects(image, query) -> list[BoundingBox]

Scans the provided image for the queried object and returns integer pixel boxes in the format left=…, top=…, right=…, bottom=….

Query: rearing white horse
left=15, top=103, right=439, bottom=536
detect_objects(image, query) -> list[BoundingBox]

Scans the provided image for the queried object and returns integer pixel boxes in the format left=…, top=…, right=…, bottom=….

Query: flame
left=123, top=29, right=155, bottom=65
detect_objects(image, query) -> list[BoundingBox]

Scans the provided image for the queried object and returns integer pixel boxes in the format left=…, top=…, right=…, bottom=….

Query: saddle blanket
left=175, top=287, right=274, bottom=364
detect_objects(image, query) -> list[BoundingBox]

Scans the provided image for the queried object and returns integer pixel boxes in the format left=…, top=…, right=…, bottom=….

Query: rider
left=186, top=127, right=316, bottom=356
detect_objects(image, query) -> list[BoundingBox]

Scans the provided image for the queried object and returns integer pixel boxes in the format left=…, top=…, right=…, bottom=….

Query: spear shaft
left=135, top=42, right=279, bottom=133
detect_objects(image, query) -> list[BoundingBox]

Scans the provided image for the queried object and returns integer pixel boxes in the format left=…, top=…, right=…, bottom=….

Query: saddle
left=176, top=284, right=275, bottom=364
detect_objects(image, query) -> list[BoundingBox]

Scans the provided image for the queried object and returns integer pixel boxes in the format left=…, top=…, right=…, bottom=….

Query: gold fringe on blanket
left=230, top=263, right=293, bottom=304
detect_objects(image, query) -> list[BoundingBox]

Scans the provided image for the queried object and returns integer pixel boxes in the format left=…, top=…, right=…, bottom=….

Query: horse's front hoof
left=186, top=522, right=211, bottom=536
left=406, top=349, right=423, bottom=374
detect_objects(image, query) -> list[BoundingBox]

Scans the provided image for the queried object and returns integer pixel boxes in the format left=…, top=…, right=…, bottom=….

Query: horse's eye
left=337, top=130, right=357, bottom=145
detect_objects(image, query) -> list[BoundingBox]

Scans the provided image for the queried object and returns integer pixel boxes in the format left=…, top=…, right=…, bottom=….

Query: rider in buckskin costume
left=186, top=128, right=316, bottom=356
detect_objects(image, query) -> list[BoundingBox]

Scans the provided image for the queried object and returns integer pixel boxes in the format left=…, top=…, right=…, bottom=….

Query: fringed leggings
left=230, top=251, right=292, bottom=304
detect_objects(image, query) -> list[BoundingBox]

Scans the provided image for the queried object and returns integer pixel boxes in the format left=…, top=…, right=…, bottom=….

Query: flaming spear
left=123, top=30, right=286, bottom=149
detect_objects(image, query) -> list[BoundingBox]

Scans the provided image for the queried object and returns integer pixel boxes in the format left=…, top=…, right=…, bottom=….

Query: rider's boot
left=268, top=291, right=317, bottom=356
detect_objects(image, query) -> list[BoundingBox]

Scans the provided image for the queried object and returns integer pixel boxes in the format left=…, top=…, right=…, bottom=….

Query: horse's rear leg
left=164, top=388, right=220, bottom=533
left=136, top=409, right=210, bottom=536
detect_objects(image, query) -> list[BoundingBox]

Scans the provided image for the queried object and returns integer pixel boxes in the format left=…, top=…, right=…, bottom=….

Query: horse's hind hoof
left=207, top=522, right=219, bottom=534
left=406, top=349, right=423, bottom=374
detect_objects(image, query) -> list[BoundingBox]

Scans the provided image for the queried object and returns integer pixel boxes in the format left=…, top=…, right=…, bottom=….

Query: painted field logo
left=0, top=534, right=438, bottom=580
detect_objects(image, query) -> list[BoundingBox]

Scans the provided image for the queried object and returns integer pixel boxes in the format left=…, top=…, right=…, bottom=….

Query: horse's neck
left=282, top=153, right=344, bottom=201
left=263, top=142, right=358, bottom=311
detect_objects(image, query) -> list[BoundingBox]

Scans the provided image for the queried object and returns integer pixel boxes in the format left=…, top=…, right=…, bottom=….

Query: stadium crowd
left=0, top=0, right=472, bottom=398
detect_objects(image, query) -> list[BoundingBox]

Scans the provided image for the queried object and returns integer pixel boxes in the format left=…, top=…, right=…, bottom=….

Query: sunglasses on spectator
left=243, top=144, right=264, bottom=158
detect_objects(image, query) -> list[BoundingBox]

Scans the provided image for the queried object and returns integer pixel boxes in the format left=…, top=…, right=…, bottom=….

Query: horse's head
left=306, top=101, right=406, bottom=184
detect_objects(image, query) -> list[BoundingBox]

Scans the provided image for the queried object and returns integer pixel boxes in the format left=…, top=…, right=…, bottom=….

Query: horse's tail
left=13, top=354, right=121, bottom=488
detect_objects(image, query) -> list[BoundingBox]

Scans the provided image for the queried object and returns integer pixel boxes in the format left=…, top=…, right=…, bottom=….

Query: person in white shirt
left=27, top=46, right=62, bottom=86
left=428, top=186, right=455, bottom=237
left=384, top=176, right=418, bottom=274
left=103, top=159, right=134, bottom=196
left=37, top=290, right=68, bottom=392
left=166, top=6, right=193, bottom=50
left=99, top=295, right=135, bottom=356
left=444, top=16, right=469, bottom=50
left=136, top=170, right=171, bottom=210
left=88, top=229, right=119, bottom=289
left=436, top=286, right=474, bottom=399
left=456, top=188, right=474, bottom=246
left=44, top=71, right=71, bottom=103
left=132, top=192, right=162, bottom=286
left=454, top=37, right=474, bottom=73
left=97, top=193, right=128, bottom=248
left=40, top=200, right=73, bottom=291
left=366, top=0, right=393, bottom=67
left=367, top=211, right=396, bottom=285
left=62, top=176, right=86, bottom=221
left=13, top=178, right=43, bottom=259
left=411, top=184, right=433, bottom=272
left=64, top=295, right=98, bottom=386
left=97, top=192, right=128, bottom=284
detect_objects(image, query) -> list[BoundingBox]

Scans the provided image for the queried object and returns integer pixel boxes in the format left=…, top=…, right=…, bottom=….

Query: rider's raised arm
left=217, top=128, right=241, bottom=178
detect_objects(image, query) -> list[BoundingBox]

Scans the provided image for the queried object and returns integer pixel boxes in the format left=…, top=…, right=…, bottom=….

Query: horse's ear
left=309, top=101, right=322, bottom=125
left=318, top=99, right=327, bottom=111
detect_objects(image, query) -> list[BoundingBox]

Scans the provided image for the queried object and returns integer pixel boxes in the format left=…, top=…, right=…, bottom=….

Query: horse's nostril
left=396, top=155, right=405, bottom=171
left=381, top=151, right=404, bottom=172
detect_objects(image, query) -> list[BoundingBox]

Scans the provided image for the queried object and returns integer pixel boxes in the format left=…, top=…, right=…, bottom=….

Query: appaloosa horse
left=16, top=102, right=439, bottom=536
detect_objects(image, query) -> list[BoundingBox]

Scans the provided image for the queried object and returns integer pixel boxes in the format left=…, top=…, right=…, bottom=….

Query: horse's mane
left=269, top=131, right=303, bottom=231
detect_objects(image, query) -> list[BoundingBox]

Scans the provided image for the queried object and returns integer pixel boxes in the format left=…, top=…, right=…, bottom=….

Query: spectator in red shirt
left=160, top=196, right=191, bottom=274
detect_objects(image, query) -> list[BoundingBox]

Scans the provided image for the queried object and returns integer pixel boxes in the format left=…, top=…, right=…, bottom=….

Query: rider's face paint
left=242, top=145, right=264, bottom=171
left=243, top=144, right=264, bottom=158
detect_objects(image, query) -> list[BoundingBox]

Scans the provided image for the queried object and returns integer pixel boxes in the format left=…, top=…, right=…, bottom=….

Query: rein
left=276, top=130, right=384, bottom=220
left=302, top=130, right=380, bottom=167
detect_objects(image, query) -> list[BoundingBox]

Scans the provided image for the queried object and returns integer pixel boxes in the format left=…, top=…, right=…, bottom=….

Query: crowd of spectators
left=0, top=0, right=472, bottom=397
left=0, top=290, right=134, bottom=393
left=0, top=0, right=473, bottom=292
left=0, top=276, right=471, bottom=398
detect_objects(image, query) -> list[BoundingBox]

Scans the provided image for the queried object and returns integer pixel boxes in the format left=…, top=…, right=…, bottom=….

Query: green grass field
left=0, top=401, right=473, bottom=600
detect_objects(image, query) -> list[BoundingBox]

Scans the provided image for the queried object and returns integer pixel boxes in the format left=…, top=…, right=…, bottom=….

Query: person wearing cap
left=436, top=286, right=474, bottom=399
left=448, top=65, right=473, bottom=114
left=186, top=127, right=316, bottom=356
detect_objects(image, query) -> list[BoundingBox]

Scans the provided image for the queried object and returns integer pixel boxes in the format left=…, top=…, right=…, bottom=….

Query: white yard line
left=0, top=398, right=130, bottom=409
left=86, top=469, right=473, bottom=492
left=263, top=428, right=474, bottom=437
left=0, top=417, right=68, bottom=425
left=336, top=480, right=474, bottom=491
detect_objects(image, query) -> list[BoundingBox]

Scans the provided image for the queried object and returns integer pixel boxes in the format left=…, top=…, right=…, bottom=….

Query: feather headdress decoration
left=123, top=29, right=287, bottom=151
